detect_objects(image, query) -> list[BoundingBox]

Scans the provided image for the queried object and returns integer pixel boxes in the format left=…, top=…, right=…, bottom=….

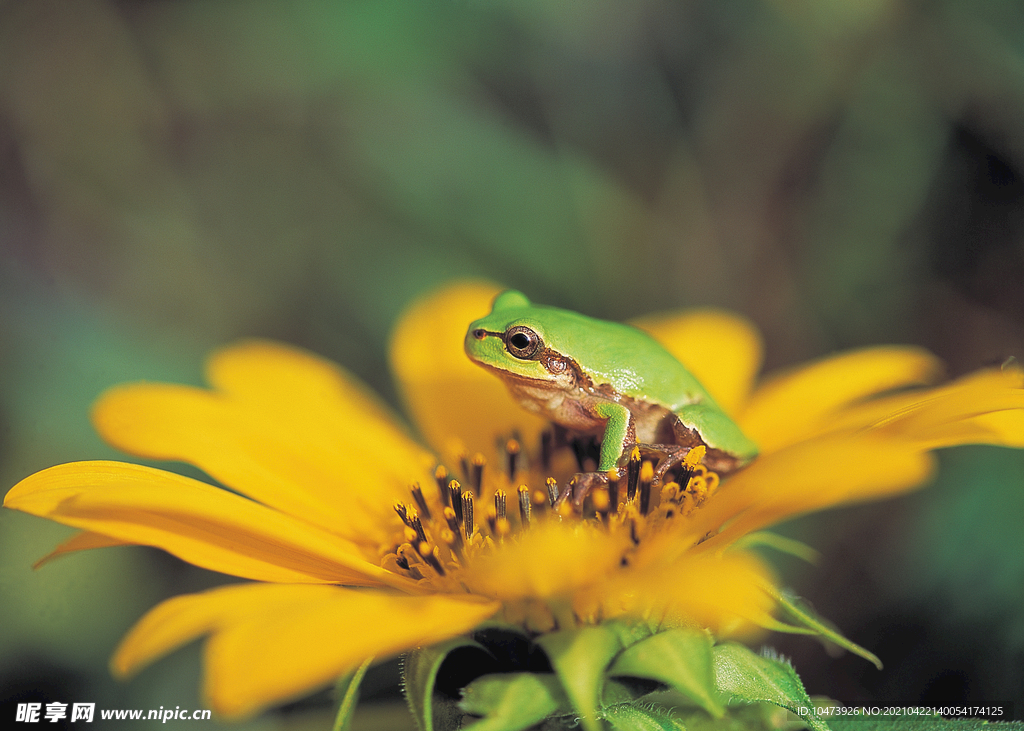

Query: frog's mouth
left=471, top=356, right=584, bottom=393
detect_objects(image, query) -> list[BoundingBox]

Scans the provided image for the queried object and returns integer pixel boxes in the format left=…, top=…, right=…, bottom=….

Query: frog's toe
left=563, top=470, right=610, bottom=508
left=633, top=443, right=697, bottom=486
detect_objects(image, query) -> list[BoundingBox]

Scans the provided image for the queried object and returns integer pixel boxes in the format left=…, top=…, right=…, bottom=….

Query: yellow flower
left=5, top=281, right=1023, bottom=719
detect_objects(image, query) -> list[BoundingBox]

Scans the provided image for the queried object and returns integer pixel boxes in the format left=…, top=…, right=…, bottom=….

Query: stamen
left=434, top=466, right=450, bottom=507
left=540, top=430, right=553, bottom=470
left=417, top=541, right=446, bottom=576
left=675, top=447, right=704, bottom=491
left=495, top=517, right=511, bottom=540
left=470, top=453, right=486, bottom=495
left=685, top=445, right=707, bottom=468
left=410, top=482, right=432, bottom=520
left=449, top=480, right=464, bottom=524
left=393, top=501, right=410, bottom=525
left=485, top=505, right=497, bottom=535
left=545, top=477, right=559, bottom=507
left=566, top=475, right=578, bottom=506
left=626, top=447, right=641, bottom=501
left=462, top=491, right=475, bottom=539
left=518, top=484, right=531, bottom=526
left=639, top=461, right=654, bottom=515
left=409, top=512, right=428, bottom=544
left=494, top=490, right=506, bottom=521
left=606, top=470, right=620, bottom=513
left=443, top=507, right=464, bottom=549
left=459, top=453, right=471, bottom=483
left=505, top=439, right=520, bottom=479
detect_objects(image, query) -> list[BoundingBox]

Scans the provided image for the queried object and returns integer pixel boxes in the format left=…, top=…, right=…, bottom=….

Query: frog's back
left=519, top=305, right=713, bottom=411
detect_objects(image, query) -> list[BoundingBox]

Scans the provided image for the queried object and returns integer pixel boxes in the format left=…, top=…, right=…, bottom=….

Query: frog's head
left=464, top=290, right=575, bottom=386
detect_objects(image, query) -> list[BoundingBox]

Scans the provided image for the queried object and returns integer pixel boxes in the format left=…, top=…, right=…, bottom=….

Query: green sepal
left=459, top=673, right=568, bottom=731
left=713, top=643, right=830, bottom=731
left=603, top=617, right=658, bottom=647
left=332, top=657, right=373, bottom=731
left=601, top=703, right=688, bottom=731
left=403, top=636, right=490, bottom=731
left=608, top=627, right=724, bottom=718
left=536, top=625, right=624, bottom=731
left=771, top=589, right=883, bottom=670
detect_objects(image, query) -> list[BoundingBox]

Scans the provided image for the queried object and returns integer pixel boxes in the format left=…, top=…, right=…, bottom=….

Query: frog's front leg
left=556, top=402, right=633, bottom=508
left=572, top=402, right=631, bottom=507
left=593, top=401, right=635, bottom=473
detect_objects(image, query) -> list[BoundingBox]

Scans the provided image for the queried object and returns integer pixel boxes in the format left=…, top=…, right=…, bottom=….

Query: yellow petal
left=389, top=281, right=547, bottom=466
left=33, top=531, right=131, bottom=569
left=833, top=365, right=1024, bottom=449
left=114, top=583, right=498, bottom=718
left=678, top=435, right=935, bottom=554
left=112, top=583, right=305, bottom=679
left=928, top=410, right=1024, bottom=449
left=93, top=340, right=437, bottom=544
left=740, top=347, right=943, bottom=452
left=631, top=309, right=763, bottom=417
left=651, top=551, right=777, bottom=638
left=5, top=461, right=414, bottom=588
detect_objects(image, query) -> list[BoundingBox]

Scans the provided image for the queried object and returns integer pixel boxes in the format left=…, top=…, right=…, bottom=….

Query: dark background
left=1, top=1, right=1022, bottom=728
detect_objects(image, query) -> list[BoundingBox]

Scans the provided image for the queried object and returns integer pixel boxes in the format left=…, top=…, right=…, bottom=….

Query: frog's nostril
left=472, top=329, right=487, bottom=340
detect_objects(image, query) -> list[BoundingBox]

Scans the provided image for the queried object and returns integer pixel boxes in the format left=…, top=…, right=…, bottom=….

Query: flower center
left=381, top=432, right=721, bottom=589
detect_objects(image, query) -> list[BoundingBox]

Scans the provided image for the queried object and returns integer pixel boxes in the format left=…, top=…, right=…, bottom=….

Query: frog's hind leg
left=633, top=443, right=694, bottom=486
left=670, top=403, right=750, bottom=474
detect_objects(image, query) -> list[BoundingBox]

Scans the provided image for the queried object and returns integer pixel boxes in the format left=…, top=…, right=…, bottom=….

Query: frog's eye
left=504, top=325, right=542, bottom=359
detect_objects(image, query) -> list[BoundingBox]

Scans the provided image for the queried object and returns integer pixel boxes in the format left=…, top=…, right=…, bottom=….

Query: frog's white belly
left=506, top=381, right=603, bottom=432
left=506, top=378, right=671, bottom=441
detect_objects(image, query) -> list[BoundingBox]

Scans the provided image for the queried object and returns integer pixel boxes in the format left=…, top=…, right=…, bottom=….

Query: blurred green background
left=1, top=0, right=1023, bottom=728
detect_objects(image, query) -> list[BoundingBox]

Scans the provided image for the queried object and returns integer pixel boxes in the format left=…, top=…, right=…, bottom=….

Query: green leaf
left=608, top=628, right=724, bottom=718
left=460, top=673, right=567, bottom=731
left=713, top=643, right=830, bottom=731
left=671, top=701, right=805, bottom=731
left=332, top=656, right=373, bottom=731
left=403, top=637, right=489, bottom=731
left=601, top=703, right=688, bottom=731
left=601, top=677, right=666, bottom=707
left=536, top=625, right=624, bottom=731
left=770, top=589, right=883, bottom=670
